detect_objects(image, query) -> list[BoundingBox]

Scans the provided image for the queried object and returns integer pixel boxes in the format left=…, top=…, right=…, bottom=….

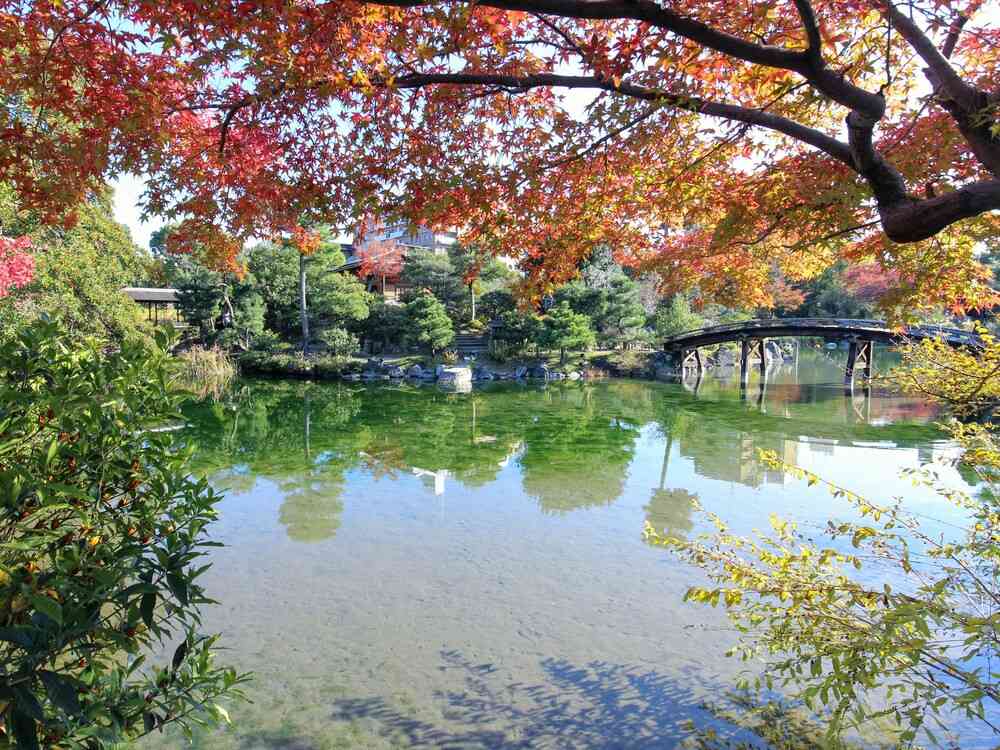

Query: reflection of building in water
left=412, top=467, right=449, bottom=496
left=917, top=444, right=954, bottom=465
left=363, top=441, right=524, bottom=497
left=762, top=440, right=799, bottom=485
left=805, top=438, right=837, bottom=456
left=680, top=427, right=801, bottom=488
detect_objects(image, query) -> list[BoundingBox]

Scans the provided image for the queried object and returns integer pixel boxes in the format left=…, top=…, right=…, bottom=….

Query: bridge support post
left=739, top=338, right=766, bottom=392
left=681, top=347, right=703, bottom=376
left=845, top=338, right=873, bottom=394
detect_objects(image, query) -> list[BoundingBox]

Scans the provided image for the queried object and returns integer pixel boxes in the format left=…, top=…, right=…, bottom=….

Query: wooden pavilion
left=122, top=287, right=183, bottom=325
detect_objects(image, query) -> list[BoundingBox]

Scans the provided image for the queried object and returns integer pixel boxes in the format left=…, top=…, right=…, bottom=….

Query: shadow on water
left=319, top=651, right=743, bottom=750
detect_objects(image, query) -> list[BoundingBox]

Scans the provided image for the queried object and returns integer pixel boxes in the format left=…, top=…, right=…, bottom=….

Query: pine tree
left=542, top=301, right=596, bottom=363
left=405, top=290, right=455, bottom=355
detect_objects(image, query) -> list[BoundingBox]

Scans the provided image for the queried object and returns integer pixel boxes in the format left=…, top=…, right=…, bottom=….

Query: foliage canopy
left=1, top=1, right=998, bottom=312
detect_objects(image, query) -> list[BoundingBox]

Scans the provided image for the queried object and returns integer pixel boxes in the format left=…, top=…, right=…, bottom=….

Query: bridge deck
left=663, top=318, right=980, bottom=350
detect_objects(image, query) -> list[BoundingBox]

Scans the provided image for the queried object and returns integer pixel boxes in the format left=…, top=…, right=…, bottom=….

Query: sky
left=111, top=173, right=156, bottom=250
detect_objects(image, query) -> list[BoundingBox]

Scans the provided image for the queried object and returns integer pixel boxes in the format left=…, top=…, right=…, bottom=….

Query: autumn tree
left=0, top=236, right=33, bottom=299
left=0, top=185, right=151, bottom=342
left=2, top=1, right=998, bottom=315
left=355, top=239, right=406, bottom=294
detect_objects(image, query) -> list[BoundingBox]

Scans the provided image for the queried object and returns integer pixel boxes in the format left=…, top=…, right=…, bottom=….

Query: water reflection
left=181, top=359, right=945, bottom=544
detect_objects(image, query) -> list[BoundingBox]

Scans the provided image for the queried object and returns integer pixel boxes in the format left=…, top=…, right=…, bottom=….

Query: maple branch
left=374, top=0, right=886, bottom=118
left=941, top=13, right=967, bottom=59
left=390, top=72, right=854, bottom=165
left=791, top=0, right=822, bottom=58
left=877, top=180, right=1000, bottom=243
left=884, top=2, right=1000, bottom=177
left=536, top=104, right=662, bottom=171
left=882, top=2, right=976, bottom=108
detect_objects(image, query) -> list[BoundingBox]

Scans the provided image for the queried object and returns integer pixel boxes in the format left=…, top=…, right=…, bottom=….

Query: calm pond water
left=151, top=351, right=991, bottom=749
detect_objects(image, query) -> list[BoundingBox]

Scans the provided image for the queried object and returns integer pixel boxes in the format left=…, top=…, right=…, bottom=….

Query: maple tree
left=1, top=0, right=998, bottom=313
left=355, top=239, right=406, bottom=292
left=0, top=236, right=33, bottom=298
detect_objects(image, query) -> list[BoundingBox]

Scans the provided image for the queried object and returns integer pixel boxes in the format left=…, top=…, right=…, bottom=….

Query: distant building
left=345, top=218, right=519, bottom=301
left=353, top=219, right=457, bottom=256
left=122, top=287, right=183, bottom=325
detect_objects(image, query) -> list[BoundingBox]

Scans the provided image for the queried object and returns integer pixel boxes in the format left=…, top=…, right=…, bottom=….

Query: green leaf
left=140, top=592, right=156, bottom=629
left=39, top=670, right=81, bottom=715
left=29, top=594, right=62, bottom=625
left=45, top=438, right=58, bottom=469
left=166, top=572, right=188, bottom=606
left=172, top=640, right=188, bottom=671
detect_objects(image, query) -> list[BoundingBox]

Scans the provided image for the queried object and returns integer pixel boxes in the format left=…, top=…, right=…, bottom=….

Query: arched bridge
left=663, top=318, right=981, bottom=391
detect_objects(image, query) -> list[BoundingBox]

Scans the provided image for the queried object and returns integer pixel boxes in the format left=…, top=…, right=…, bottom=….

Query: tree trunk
left=299, top=253, right=310, bottom=353
left=560, top=347, right=566, bottom=364
left=470, top=284, right=476, bottom=321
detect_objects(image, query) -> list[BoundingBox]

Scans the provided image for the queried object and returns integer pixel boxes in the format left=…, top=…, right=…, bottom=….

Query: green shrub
left=239, top=351, right=313, bottom=376
left=465, top=318, right=487, bottom=334
left=0, top=321, right=248, bottom=748
left=405, top=291, right=454, bottom=355
left=312, top=355, right=359, bottom=379
left=250, top=330, right=282, bottom=352
left=318, top=327, right=359, bottom=357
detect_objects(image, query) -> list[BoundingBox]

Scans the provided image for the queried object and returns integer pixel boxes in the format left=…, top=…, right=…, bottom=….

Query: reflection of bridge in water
left=664, top=318, right=981, bottom=394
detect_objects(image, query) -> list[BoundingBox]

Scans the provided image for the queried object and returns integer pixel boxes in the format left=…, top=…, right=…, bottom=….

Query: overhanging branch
left=389, top=71, right=855, bottom=165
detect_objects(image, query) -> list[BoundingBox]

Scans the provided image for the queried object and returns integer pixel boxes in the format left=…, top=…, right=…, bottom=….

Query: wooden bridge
left=663, top=318, right=981, bottom=392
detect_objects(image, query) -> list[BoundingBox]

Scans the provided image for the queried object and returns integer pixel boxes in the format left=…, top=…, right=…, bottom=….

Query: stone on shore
left=437, top=366, right=473, bottom=390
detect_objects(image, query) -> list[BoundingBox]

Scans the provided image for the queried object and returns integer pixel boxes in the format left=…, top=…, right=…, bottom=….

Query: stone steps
left=453, top=333, right=489, bottom=354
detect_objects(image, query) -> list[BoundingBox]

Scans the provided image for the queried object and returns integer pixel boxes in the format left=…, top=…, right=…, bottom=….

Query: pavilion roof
left=122, top=287, right=179, bottom=303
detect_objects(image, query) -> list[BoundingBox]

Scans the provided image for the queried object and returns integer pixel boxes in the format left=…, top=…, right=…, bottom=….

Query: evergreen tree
left=175, top=263, right=224, bottom=340
left=405, top=290, right=455, bottom=354
left=229, top=289, right=266, bottom=349
left=363, top=300, right=409, bottom=353
left=653, top=294, right=704, bottom=339
left=601, top=275, right=647, bottom=345
left=245, top=236, right=369, bottom=339
left=542, top=301, right=596, bottom=363
left=400, top=249, right=466, bottom=320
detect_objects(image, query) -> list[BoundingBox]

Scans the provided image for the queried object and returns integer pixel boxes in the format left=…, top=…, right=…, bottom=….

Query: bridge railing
left=662, top=317, right=981, bottom=347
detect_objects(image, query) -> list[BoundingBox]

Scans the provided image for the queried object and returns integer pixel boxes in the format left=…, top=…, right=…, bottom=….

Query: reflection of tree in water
left=277, top=476, right=345, bottom=543
left=181, top=382, right=364, bottom=542
left=644, top=489, right=697, bottom=541
left=520, top=388, right=641, bottom=513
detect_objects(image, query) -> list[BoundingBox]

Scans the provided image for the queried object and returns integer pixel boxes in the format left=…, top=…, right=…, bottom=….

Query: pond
left=152, top=351, right=989, bottom=749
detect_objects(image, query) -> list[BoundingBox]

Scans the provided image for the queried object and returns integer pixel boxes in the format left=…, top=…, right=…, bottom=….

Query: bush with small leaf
left=318, top=327, right=359, bottom=357
left=0, top=320, right=248, bottom=748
